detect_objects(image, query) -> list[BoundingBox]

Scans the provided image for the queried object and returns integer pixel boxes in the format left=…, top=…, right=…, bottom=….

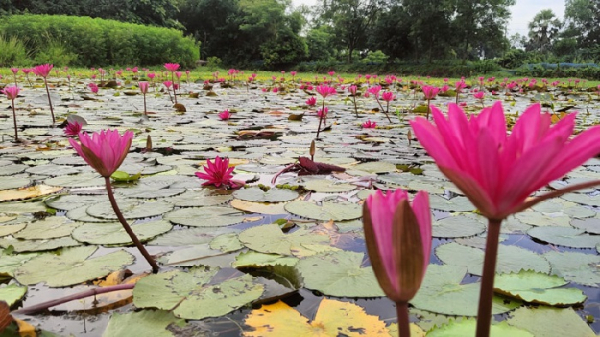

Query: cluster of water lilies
left=3, top=63, right=600, bottom=336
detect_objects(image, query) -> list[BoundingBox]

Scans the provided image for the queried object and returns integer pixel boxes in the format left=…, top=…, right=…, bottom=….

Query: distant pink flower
left=455, top=80, right=467, bottom=92
left=147, top=72, right=156, bottom=80
left=422, top=85, right=439, bottom=100
left=164, top=63, right=180, bottom=72
left=219, top=109, right=231, bottom=120
left=11, top=68, right=18, bottom=74
left=22, top=68, right=31, bottom=74
left=272, top=87, right=278, bottom=93
left=318, top=107, right=328, bottom=118
left=328, top=71, right=335, bottom=76
left=474, top=91, right=485, bottom=100
left=348, top=85, right=358, bottom=95
left=69, top=129, right=133, bottom=177
left=381, top=91, right=395, bottom=102
left=88, top=83, right=99, bottom=94
left=163, top=81, right=173, bottom=89
left=139, top=81, right=149, bottom=94
left=362, top=120, right=377, bottom=128
left=368, top=85, right=382, bottom=98
left=195, top=156, right=243, bottom=189
left=316, top=84, right=336, bottom=98
left=64, top=121, right=83, bottom=137
left=33, top=64, right=53, bottom=78
left=290, top=71, right=297, bottom=77
left=305, top=97, right=317, bottom=106
left=175, top=71, right=182, bottom=79
left=2, top=86, right=19, bottom=100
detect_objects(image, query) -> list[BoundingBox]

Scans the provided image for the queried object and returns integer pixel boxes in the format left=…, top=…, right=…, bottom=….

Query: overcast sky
left=291, top=0, right=566, bottom=37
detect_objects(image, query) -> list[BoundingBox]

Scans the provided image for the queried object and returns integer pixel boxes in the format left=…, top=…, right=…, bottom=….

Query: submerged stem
left=104, top=177, right=159, bottom=273
left=10, top=99, right=18, bottom=141
left=43, top=77, right=55, bottom=124
left=475, top=218, right=502, bottom=337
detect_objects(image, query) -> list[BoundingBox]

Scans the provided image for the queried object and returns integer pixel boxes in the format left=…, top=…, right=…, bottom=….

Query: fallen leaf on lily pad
left=243, top=298, right=389, bottom=336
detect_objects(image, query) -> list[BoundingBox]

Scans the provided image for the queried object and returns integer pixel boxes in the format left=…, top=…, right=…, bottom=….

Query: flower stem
left=475, top=218, right=502, bottom=337
left=171, top=72, right=177, bottom=104
left=143, top=93, right=147, bottom=116
left=12, top=283, right=135, bottom=315
left=396, top=301, right=410, bottom=337
left=426, top=98, right=431, bottom=120
left=316, top=101, right=325, bottom=139
left=43, top=77, right=55, bottom=124
left=104, top=177, right=159, bottom=273
left=10, top=99, right=18, bottom=141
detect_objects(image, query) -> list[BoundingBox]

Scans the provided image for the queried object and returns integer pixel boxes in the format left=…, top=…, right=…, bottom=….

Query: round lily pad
left=527, top=226, right=600, bottom=248
left=494, top=270, right=586, bottom=306
left=429, top=195, right=475, bottom=212
left=86, top=200, right=174, bottom=220
left=0, top=177, right=31, bottom=190
left=433, top=214, right=486, bottom=238
left=148, top=227, right=239, bottom=246
left=0, top=236, right=81, bottom=252
left=0, top=284, right=27, bottom=306
left=543, top=250, right=600, bottom=286
left=296, top=251, right=384, bottom=297
left=233, top=188, right=298, bottom=202
left=302, top=179, right=356, bottom=193
left=284, top=200, right=361, bottom=221
left=238, top=223, right=329, bottom=256
left=44, top=173, right=106, bottom=188
left=169, top=190, right=233, bottom=207
left=14, top=246, right=134, bottom=287
left=13, top=216, right=80, bottom=240
left=71, top=220, right=172, bottom=245
left=164, top=206, right=246, bottom=227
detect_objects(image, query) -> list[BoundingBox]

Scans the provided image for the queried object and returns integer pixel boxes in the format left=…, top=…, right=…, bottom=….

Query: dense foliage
left=0, top=15, right=199, bottom=67
left=1, top=0, right=600, bottom=72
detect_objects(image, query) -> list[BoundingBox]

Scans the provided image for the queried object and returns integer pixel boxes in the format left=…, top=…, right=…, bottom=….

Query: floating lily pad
left=284, top=200, right=361, bottom=221
left=435, top=242, right=550, bottom=276
left=0, top=177, right=30, bottom=191
left=527, top=226, right=600, bottom=248
left=302, top=179, right=356, bottom=193
left=570, top=216, right=600, bottom=234
left=161, top=244, right=236, bottom=267
left=229, top=199, right=289, bottom=215
left=427, top=320, right=533, bottom=337
left=515, top=211, right=571, bottom=227
left=44, top=173, right=106, bottom=188
left=148, top=227, right=239, bottom=246
left=86, top=200, right=173, bottom=220
left=71, top=220, right=172, bottom=245
left=169, top=190, right=233, bottom=207
left=164, top=206, right=246, bottom=227
left=12, top=216, right=80, bottom=240
left=352, top=161, right=397, bottom=174
left=0, top=236, right=81, bottom=252
left=233, top=188, right=298, bottom=202
left=543, top=251, right=600, bottom=286
left=0, top=164, right=27, bottom=176
left=104, top=310, right=185, bottom=337
left=296, top=251, right=384, bottom=297
left=232, top=251, right=299, bottom=268
left=26, top=164, right=80, bottom=176
left=433, top=214, right=486, bottom=238
left=0, top=224, right=26, bottom=237
left=411, top=264, right=521, bottom=316
left=428, top=195, right=475, bottom=212
left=14, top=246, right=134, bottom=287
left=506, top=307, right=595, bottom=337
left=45, top=195, right=105, bottom=211
left=494, top=270, right=586, bottom=306
left=0, top=185, right=63, bottom=202
left=238, top=223, right=329, bottom=256
left=133, top=267, right=264, bottom=320
left=0, top=284, right=27, bottom=307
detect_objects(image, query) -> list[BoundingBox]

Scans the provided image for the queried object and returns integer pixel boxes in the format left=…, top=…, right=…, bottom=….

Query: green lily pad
left=411, top=264, right=521, bottom=316
left=160, top=244, right=237, bottom=267
left=302, top=179, right=356, bottom=193
left=427, top=319, right=533, bottom=337
left=133, top=267, right=264, bottom=320
left=71, top=220, right=172, bottom=245
left=433, top=214, right=486, bottom=238
left=284, top=200, right=361, bottom=221
left=296, top=251, right=384, bottom=297
left=86, top=200, right=174, bottom=220
left=570, top=216, right=600, bottom=234
left=0, top=236, right=81, bottom=252
left=527, top=226, right=600, bottom=248
left=26, top=164, right=80, bottom=176
left=104, top=310, right=185, bottom=337
left=494, top=270, right=586, bottom=306
left=436, top=242, right=550, bottom=276
left=44, top=173, right=106, bottom=188
left=209, top=232, right=243, bottom=252
left=14, top=246, right=134, bottom=287
left=0, top=177, right=31, bottom=190
left=0, top=284, right=27, bottom=306
left=233, top=188, right=298, bottom=202
left=13, top=216, right=80, bottom=240
left=506, top=307, right=595, bottom=337
left=352, top=161, right=397, bottom=174
left=428, top=195, right=475, bottom=212
left=232, top=251, right=299, bottom=268
left=238, top=223, right=329, bottom=256
left=0, top=224, right=26, bottom=237
left=169, top=190, right=233, bottom=207
left=164, top=206, right=247, bottom=227
left=543, top=251, right=600, bottom=286
left=515, top=211, right=571, bottom=227
left=148, top=227, right=239, bottom=246
left=45, top=195, right=105, bottom=211
left=0, top=252, right=38, bottom=278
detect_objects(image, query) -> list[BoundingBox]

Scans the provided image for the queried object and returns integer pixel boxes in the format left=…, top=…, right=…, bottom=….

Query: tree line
left=1, top=0, right=598, bottom=69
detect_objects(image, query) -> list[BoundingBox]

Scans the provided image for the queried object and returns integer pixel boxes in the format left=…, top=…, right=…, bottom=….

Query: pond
left=0, top=72, right=599, bottom=336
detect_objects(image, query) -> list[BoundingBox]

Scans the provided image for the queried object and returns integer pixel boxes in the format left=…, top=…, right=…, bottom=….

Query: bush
left=0, top=34, right=31, bottom=67
left=0, top=14, right=200, bottom=68
left=34, top=38, right=78, bottom=67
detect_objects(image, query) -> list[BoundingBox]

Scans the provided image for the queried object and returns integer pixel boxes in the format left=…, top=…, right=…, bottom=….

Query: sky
left=291, top=0, right=566, bottom=37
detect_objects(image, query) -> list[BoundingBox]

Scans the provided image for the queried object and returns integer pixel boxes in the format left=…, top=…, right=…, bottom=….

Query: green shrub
left=0, top=14, right=200, bottom=68
left=34, top=38, right=78, bottom=67
left=0, top=34, right=31, bottom=67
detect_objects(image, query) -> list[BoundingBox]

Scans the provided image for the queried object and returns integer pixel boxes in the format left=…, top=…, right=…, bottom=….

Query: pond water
left=1, top=73, right=600, bottom=336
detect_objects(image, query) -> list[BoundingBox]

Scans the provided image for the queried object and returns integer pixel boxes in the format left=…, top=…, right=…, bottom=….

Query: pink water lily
left=305, top=96, right=317, bottom=107
left=315, top=84, right=336, bottom=98
left=362, top=120, right=377, bottom=128
left=363, top=189, right=431, bottom=337
left=422, top=85, right=439, bottom=100
left=69, top=129, right=133, bottom=177
left=219, top=109, right=231, bottom=120
left=63, top=121, right=83, bottom=137
left=164, top=63, right=180, bottom=72
left=195, top=156, right=243, bottom=189
left=33, top=64, right=53, bottom=78
left=139, top=81, right=149, bottom=94
left=3, top=86, right=20, bottom=141
left=411, top=101, right=600, bottom=220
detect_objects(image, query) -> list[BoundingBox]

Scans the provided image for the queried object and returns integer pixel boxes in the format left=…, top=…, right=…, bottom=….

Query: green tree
left=305, top=25, right=337, bottom=61
left=402, top=0, right=454, bottom=62
left=564, top=0, right=600, bottom=48
left=526, top=9, right=562, bottom=53
left=369, top=4, right=413, bottom=60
